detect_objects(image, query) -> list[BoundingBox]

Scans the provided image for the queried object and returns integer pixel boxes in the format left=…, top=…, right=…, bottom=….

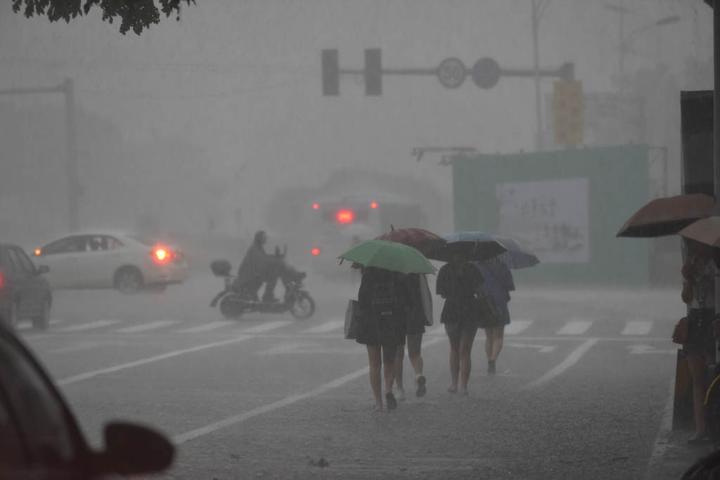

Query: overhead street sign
left=320, top=50, right=575, bottom=95
left=436, top=57, right=467, bottom=89
left=472, top=57, right=501, bottom=89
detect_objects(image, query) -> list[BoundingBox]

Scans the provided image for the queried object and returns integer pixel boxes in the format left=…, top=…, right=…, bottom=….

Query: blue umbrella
left=494, top=236, right=540, bottom=270
left=428, top=231, right=507, bottom=262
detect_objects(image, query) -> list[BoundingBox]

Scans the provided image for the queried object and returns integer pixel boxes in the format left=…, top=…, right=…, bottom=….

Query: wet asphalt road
left=16, top=274, right=700, bottom=479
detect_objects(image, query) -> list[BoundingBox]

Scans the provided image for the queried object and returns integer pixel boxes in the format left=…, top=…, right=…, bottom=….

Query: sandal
left=385, top=392, right=397, bottom=411
left=416, top=375, right=427, bottom=398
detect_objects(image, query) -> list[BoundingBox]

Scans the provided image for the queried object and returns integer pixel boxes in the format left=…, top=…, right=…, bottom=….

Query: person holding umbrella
left=436, top=251, right=485, bottom=395
left=376, top=227, right=444, bottom=400
left=356, top=266, right=409, bottom=411
left=475, top=236, right=536, bottom=375
left=474, top=257, right=515, bottom=375
left=339, top=239, right=435, bottom=411
left=393, top=273, right=432, bottom=400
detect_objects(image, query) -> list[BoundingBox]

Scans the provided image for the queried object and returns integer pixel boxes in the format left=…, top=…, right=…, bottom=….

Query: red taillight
left=0, top=272, right=4, bottom=289
left=370, top=201, right=378, bottom=209
left=336, top=209, right=354, bottom=224
left=151, top=245, right=173, bottom=264
left=312, top=202, right=320, bottom=210
left=311, top=247, right=321, bottom=256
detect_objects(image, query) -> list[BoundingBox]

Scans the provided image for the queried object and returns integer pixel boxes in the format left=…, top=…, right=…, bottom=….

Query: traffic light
left=364, top=49, right=382, bottom=96
left=322, top=49, right=339, bottom=96
left=553, top=80, right=584, bottom=146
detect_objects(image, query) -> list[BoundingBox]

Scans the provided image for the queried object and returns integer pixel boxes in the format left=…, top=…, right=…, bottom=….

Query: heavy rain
left=0, top=1, right=715, bottom=479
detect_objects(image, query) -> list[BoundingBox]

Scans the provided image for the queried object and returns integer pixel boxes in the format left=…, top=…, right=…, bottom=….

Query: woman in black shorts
left=394, top=274, right=431, bottom=400
left=437, top=253, right=484, bottom=395
left=356, top=267, right=410, bottom=411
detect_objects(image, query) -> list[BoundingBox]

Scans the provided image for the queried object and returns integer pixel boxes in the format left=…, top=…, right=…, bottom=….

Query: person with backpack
left=436, top=253, right=485, bottom=395
left=356, top=266, right=410, bottom=411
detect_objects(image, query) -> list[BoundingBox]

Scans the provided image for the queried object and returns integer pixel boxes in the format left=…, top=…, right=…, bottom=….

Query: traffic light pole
left=0, top=78, right=80, bottom=232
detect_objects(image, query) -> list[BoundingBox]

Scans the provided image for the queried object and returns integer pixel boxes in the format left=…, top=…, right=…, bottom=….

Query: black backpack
left=371, top=279, right=398, bottom=318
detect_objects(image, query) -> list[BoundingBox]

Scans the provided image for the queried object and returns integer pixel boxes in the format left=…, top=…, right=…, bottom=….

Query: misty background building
left=0, top=1, right=711, bottom=260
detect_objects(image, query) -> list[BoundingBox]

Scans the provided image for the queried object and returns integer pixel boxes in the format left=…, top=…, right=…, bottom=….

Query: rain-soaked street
left=16, top=273, right=690, bottom=479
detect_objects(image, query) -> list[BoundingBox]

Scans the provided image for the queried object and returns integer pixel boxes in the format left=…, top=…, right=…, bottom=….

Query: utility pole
left=0, top=78, right=80, bottom=231
left=63, top=78, right=80, bottom=232
left=531, top=0, right=545, bottom=151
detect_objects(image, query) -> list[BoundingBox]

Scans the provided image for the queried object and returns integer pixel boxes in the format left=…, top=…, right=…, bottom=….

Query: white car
left=33, top=232, right=189, bottom=293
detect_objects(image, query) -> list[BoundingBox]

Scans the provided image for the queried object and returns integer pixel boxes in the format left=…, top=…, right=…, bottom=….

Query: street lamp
left=604, top=3, right=680, bottom=84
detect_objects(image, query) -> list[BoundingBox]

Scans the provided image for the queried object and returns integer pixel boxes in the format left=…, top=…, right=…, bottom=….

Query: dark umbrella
left=376, top=226, right=446, bottom=257
left=617, top=193, right=715, bottom=238
left=428, top=231, right=507, bottom=262
left=495, top=236, right=540, bottom=269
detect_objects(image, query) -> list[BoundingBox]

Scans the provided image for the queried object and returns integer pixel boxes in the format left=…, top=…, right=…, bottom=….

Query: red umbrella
left=376, top=227, right=446, bottom=257
left=617, top=193, right=715, bottom=238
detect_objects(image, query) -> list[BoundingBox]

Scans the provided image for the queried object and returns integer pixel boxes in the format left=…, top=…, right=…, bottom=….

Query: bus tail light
left=336, top=209, right=354, bottom=224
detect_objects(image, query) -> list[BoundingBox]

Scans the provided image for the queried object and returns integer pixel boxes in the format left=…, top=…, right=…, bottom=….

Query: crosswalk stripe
left=117, top=320, right=179, bottom=334
left=179, top=321, right=235, bottom=333
left=241, top=320, right=293, bottom=334
left=506, top=320, right=533, bottom=335
left=57, top=319, right=121, bottom=333
left=302, top=320, right=343, bottom=334
left=622, top=320, right=653, bottom=336
left=557, top=320, right=592, bottom=336
left=16, top=318, right=63, bottom=332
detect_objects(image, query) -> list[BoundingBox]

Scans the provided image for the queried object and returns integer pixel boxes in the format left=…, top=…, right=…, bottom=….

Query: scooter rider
left=235, top=230, right=281, bottom=302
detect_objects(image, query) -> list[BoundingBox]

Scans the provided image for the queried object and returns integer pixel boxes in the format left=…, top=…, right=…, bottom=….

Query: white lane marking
left=116, top=320, right=179, bottom=334
left=178, top=321, right=235, bottom=333
left=56, top=319, right=121, bottom=333
left=622, top=320, right=653, bottom=336
left=506, top=342, right=556, bottom=353
left=628, top=345, right=676, bottom=355
left=643, top=378, right=677, bottom=480
left=505, top=320, right=533, bottom=335
left=302, top=320, right=343, bottom=334
left=523, top=338, right=599, bottom=390
left=16, top=319, right=63, bottom=332
left=173, top=366, right=369, bottom=444
left=174, top=335, right=447, bottom=444
left=48, top=341, right=122, bottom=355
left=241, top=320, right=293, bottom=334
left=556, top=320, right=592, bottom=336
left=58, top=335, right=252, bottom=386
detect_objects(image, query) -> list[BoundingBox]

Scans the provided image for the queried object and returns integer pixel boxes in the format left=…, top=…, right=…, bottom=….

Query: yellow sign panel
left=553, top=80, right=584, bottom=146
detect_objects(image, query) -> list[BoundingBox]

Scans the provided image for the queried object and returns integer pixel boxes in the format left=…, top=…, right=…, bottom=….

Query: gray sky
left=0, top=0, right=711, bottom=236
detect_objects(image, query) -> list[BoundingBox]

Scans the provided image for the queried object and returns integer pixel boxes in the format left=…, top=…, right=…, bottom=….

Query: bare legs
left=367, top=346, right=382, bottom=410
left=484, top=326, right=505, bottom=374
left=395, top=334, right=425, bottom=397
left=367, top=344, right=398, bottom=411
left=687, top=352, right=708, bottom=438
left=447, top=325, right=478, bottom=394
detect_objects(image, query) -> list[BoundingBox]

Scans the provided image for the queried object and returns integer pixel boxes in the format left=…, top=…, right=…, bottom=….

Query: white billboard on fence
left=496, top=178, right=590, bottom=264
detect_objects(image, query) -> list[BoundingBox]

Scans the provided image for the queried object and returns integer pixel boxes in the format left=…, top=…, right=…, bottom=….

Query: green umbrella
left=339, top=239, right=435, bottom=274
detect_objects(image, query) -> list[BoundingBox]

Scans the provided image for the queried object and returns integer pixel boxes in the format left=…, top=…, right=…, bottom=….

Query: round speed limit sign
left=436, top=58, right=467, bottom=89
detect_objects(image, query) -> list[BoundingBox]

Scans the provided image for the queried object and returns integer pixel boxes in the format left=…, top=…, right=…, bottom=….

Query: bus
left=302, top=193, right=428, bottom=276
